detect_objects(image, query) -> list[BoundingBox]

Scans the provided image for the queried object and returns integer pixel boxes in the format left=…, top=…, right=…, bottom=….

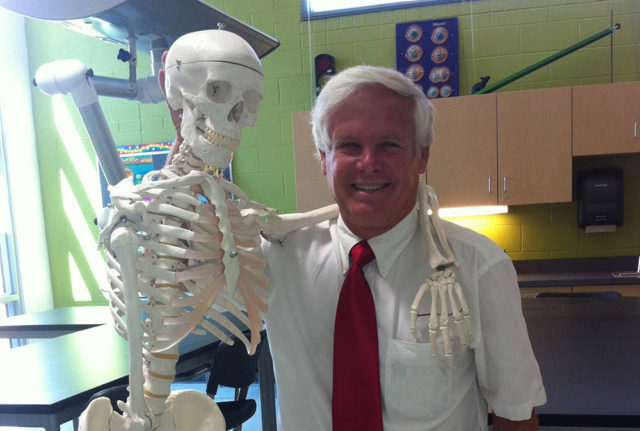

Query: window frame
left=300, top=0, right=476, bottom=21
left=0, top=105, right=24, bottom=349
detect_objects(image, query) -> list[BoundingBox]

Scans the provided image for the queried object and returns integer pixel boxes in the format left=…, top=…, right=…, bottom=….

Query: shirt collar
left=332, top=207, right=419, bottom=278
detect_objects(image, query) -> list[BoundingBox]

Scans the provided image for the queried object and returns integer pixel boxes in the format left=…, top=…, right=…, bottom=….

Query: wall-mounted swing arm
left=34, top=58, right=128, bottom=185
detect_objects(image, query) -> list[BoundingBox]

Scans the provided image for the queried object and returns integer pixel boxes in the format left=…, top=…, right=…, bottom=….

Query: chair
left=206, top=329, right=266, bottom=431
left=85, top=383, right=130, bottom=414
left=535, top=291, right=622, bottom=298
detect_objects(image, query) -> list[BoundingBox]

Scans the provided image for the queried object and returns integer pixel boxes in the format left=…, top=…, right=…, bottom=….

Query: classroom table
left=2, top=298, right=638, bottom=430
left=0, top=306, right=111, bottom=339
left=524, top=296, right=640, bottom=427
left=0, top=324, right=223, bottom=431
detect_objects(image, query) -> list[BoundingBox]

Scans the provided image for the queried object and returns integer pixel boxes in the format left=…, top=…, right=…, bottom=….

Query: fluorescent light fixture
left=307, top=0, right=421, bottom=12
left=439, top=206, right=509, bottom=218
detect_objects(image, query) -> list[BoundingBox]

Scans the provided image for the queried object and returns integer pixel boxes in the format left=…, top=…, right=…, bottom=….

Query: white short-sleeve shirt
left=263, top=208, right=546, bottom=430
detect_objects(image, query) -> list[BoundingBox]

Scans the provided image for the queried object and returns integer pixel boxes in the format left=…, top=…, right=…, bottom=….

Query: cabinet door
left=573, top=82, right=640, bottom=156
left=427, top=94, right=497, bottom=207
left=497, top=87, right=572, bottom=205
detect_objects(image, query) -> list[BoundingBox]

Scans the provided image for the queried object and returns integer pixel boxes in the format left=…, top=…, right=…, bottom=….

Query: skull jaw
left=180, top=105, right=240, bottom=169
left=188, top=133, right=237, bottom=168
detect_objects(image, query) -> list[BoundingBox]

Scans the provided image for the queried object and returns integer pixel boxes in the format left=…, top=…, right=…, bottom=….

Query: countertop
left=514, top=256, right=640, bottom=287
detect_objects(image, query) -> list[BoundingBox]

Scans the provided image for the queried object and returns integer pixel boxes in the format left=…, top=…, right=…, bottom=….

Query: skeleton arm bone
left=411, top=182, right=474, bottom=369
left=259, top=204, right=340, bottom=242
left=109, top=225, right=152, bottom=429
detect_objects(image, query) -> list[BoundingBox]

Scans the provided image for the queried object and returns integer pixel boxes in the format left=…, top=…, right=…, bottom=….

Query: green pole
left=474, top=24, right=620, bottom=95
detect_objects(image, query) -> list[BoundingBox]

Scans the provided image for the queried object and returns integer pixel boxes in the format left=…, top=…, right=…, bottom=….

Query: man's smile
left=352, top=183, right=390, bottom=192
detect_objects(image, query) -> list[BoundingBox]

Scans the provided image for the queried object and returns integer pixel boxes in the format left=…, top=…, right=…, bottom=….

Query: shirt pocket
left=383, top=338, right=452, bottom=421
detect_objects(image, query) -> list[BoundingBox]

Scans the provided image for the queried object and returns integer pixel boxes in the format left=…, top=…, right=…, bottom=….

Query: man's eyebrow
left=334, top=133, right=405, bottom=141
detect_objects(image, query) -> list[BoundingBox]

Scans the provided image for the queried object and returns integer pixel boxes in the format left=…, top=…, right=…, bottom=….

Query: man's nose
left=357, top=147, right=380, bottom=172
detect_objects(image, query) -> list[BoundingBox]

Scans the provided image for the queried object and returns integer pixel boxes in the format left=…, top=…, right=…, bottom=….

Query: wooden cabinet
left=428, top=87, right=572, bottom=207
left=573, top=81, right=640, bottom=156
left=497, top=87, right=573, bottom=205
left=428, top=94, right=497, bottom=207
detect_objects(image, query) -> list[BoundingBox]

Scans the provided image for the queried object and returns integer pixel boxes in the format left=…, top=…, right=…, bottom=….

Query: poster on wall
left=396, top=17, right=459, bottom=99
left=99, top=142, right=232, bottom=206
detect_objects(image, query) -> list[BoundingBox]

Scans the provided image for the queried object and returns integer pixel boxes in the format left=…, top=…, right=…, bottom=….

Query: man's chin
left=342, top=205, right=389, bottom=226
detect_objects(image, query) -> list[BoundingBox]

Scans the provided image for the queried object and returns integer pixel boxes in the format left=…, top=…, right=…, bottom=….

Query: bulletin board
left=396, top=17, right=459, bottom=99
left=99, top=142, right=232, bottom=206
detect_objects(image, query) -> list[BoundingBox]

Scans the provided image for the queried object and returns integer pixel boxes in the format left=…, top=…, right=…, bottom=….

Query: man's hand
left=492, top=410, right=538, bottom=431
left=158, top=51, right=183, bottom=165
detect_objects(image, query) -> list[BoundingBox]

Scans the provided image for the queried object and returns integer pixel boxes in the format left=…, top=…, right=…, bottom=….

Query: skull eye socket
left=243, top=90, right=262, bottom=114
left=206, top=81, right=231, bottom=103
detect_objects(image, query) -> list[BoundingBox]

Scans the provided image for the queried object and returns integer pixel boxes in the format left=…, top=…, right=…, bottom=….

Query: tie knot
left=350, top=241, right=375, bottom=269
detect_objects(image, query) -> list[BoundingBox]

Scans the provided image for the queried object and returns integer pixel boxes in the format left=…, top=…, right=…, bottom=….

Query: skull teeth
left=199, top=126, right=240, bottom=153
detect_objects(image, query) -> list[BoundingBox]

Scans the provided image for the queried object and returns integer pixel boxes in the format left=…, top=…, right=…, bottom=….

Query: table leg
left=258, top=335, right=277, bottom=431
left=45, top=414, right=61, bottom=431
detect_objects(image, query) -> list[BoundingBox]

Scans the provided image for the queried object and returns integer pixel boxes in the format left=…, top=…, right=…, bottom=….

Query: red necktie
left=332, top=241, right=383, bottom=431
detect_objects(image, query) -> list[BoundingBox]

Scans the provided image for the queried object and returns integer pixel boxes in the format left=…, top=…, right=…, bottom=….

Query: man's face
left=321, top=85, right=429, bottom=239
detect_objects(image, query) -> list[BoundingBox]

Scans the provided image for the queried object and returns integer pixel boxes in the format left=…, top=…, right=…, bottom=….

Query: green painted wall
left=23, top=0, right=640, bottom=306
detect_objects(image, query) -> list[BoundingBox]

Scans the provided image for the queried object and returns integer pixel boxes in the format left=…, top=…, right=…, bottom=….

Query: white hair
left=311, top=65, right=434, bottom=157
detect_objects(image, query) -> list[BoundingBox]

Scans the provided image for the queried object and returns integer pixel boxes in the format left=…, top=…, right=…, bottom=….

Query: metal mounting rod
left=475, top=24, right=621, bottom=95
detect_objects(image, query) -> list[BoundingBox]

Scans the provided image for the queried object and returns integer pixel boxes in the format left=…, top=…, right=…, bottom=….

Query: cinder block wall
left=24, top=0, right=640, bottom=306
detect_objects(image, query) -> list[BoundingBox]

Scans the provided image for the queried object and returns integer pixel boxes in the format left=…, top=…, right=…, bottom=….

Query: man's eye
left=382, top=142, right=401, bottom=149
left=336, top=142, right=359, bottom=151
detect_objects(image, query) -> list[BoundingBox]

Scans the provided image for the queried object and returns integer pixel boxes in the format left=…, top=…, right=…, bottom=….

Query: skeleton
left=80, top=29, right=336, bottom=431
left=78, top=29, right=472, bottom=431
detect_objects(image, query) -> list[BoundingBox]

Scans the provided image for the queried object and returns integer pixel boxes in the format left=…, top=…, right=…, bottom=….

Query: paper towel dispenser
left=578, top=168, right=623, bottom=228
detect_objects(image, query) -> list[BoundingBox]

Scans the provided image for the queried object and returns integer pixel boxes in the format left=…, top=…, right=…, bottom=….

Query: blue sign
left=396, top=17, right=459, bottom=99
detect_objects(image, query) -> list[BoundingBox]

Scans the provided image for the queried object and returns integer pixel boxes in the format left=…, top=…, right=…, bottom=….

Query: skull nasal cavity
left=228, top=101, right=244, bottom=122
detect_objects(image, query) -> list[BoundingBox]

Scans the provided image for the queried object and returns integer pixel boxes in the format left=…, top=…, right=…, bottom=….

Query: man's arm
left=492, top=409, right=538, bottom=431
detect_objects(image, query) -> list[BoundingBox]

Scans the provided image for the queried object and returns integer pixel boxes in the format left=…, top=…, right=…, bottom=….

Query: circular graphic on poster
left=405, top=65, right=425, bottom=82
left=427, top=86, right=440, bottom=99
left=430, top=46, right=449, bottom=64
left=429, top=67, right=450, bottom=83
left=405, top=25, right=423, bottom=42
left=405, top=44, right=423, bottom=62
left=440, top=85, right=453, bottom=97
left=431, top=26, right=449, bottom=45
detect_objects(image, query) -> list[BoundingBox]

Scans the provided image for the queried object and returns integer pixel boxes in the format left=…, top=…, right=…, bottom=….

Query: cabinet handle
left=503, top=177, right=507, bottom=193
left=488, top=178, right=492, bottom=193
left=635, top=122, right=638, bottom=139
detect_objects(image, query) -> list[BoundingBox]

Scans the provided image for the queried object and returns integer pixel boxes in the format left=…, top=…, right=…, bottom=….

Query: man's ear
left=418, top=146, right=429, bottom=174
left=320, top=151, right=327, bottom=176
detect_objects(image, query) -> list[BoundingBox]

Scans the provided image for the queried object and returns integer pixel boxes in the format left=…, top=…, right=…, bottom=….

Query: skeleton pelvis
left=78, top=390, right=225, bottom=431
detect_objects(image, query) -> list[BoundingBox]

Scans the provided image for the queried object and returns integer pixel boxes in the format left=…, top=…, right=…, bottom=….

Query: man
left=164, top=64, right=546, bottom=429
left=261, top=66, right=545, bottom=430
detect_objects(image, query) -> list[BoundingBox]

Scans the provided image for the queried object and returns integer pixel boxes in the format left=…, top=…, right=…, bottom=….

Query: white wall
left=0, top=7, right=53, bottom=313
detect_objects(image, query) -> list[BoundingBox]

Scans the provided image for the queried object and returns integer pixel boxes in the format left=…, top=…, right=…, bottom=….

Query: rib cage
left=98, top=169, right=272, bottom=425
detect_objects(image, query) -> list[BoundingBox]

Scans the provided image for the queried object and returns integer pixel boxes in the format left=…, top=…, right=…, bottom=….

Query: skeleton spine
left=141, top=203, right=190, bottom=426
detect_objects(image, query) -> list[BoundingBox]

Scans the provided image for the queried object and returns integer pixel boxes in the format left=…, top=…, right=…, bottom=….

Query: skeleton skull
left=164, top=30, right=263, bottom=168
